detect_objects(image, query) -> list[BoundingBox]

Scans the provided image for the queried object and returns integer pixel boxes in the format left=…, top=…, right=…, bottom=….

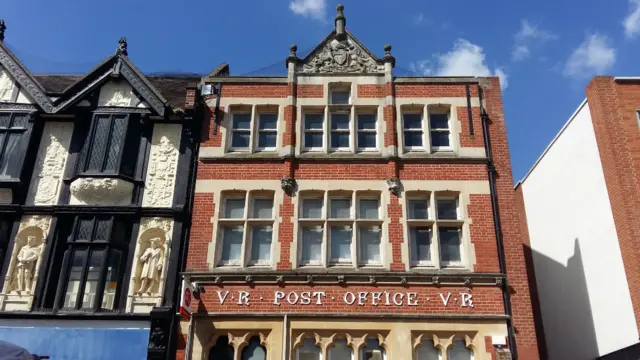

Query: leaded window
left=0, top=112, right=30, bottom=180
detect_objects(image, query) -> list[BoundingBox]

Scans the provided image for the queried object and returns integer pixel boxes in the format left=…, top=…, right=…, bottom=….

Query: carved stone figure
left=99, top=81, right=134, bottom=107
left=0, top=68, right=15, bottom=102
left=300, top=38, right=384, bottom=74
left=117, top=37, right=128, bottom=56
left=137, top=237, right=164, bottom=295
left=143, top=126, right=180, bottom=207
left=386, top=177, right=401, bottom=195
left=280, top=177, right=296, bottom=196
left=32, top=129, right=69, bottom=205
left=15, top=235, right=41, bottom=293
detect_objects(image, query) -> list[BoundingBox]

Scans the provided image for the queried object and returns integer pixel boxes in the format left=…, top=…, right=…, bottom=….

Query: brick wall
left=357, top=84, right=385, bottom=98
left=587, top=77, right=640, bottom=334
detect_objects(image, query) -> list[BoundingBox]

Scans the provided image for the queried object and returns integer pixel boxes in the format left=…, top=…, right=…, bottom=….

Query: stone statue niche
left=133, top=228, right=166, bottom=296
left=5, top=227, right=45, bottom=295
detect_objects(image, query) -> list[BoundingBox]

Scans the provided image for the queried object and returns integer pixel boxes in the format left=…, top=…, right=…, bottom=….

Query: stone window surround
left=399, top=104, right=455, bottom=154
left=213, top=190, right=278, bottom=268
left=405, top=191, right=468, bottom=270
left=413, top=333, right=477, bottom=360
left=296, top=189, right=385, bottom=269
left=292, top=331, right=388, bottom=360
left=225, top=104, right=282, bottom=154
left=205, top=331, right=271, bottom=360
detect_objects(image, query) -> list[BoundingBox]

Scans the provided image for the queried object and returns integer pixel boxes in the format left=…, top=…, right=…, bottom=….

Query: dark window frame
left=0, top=112, right=32, bottom=181
left=53, top=215, right=130, bottom=312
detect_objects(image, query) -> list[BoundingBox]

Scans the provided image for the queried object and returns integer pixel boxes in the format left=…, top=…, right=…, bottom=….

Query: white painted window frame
left=256, top=112, right=279, bottom=152
left=435, top=196, right=465, bottom=268
left=428, top=109, right=453, bottom=152
left=227, top=105, right=280, bottom=153
left=355, top=110, right=378, bottom=152
left=302, top=111, right=326, bottom=152
left=329, top=109, right=352, bottom=152
left=401, top=109, right=427, bottom=152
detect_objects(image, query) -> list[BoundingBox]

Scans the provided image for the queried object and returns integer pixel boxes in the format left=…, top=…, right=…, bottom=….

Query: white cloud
left=289, top=0, right=326, bottom=21
left=624, top=0, right=640, bottom=38
left=512, top=20, right=557, bottom=61
left=414, top=39, right=508, bottom=90
left=415, top=13, right=425, bottom=25
left=563, top=33, right=616, bottom=78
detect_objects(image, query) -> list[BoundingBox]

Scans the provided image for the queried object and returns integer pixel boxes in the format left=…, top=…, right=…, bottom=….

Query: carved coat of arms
left=300, top=38, right=384, bottom=74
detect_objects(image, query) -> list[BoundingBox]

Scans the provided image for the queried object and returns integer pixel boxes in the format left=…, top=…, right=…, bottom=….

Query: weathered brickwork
left=586, top=77, right=640, bottom=334
left=357, top=84, right=385, bottom=98
left=395, top=84, right=479, bottom=98
left=296, top=84, right=323, bottom=98
left=458, top=106, right=485, bottom=148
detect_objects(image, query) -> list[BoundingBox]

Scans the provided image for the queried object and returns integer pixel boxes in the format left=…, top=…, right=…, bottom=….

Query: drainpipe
left=478, top=85, right=518, bottom=359
left=212, top=83, right=223, bottom=136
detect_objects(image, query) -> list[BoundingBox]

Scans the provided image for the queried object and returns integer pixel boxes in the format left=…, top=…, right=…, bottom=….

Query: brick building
left=0, top=23, right=202, bottom=359
left=181, top=5, right=540, bottom=360
left=518, top=77, right=640, bottom=359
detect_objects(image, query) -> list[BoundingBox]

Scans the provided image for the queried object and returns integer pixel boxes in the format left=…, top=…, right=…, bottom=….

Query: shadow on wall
left=525, top=238, right=599, bottom=360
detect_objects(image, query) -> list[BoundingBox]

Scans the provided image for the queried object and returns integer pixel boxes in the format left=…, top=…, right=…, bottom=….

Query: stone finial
left=285, top=44, right=300, bottom=67
left=117, top=37, right=128, bottom=56
left=382, top=44, right=396, bottom=68
left=0, top=20, right=6, bottom=42
left=290, top=44, right=297, bottom=56
left=335, top=4, right=346, bottom=39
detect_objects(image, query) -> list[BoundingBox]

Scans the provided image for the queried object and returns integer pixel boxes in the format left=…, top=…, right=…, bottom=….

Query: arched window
left=298, top=338, right=322, bottom=360
left=329, top=338, right=353, bottom=360
left=447, top=340, right=472, bottom=360
left=360, top=338, right=384, bottom=360
left=210, top=335, right=234, bottom=360
left=415, top=339, right=441, bottom=360
left=242, top=336, right=267, bottom=360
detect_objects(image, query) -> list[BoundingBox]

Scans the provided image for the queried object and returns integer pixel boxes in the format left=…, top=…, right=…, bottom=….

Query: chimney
left=335, top=4, right=346, bottom=40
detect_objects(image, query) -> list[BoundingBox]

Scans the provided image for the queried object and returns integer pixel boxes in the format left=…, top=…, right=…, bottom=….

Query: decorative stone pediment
left=298, top=36, right=384, bottom=74
left=69, top=177, right=133, bottom=206
left=97, top=80, right=145, bottom=108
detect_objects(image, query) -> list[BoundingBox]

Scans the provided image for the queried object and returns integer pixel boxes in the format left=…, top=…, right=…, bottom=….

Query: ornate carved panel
left=0, top=66, right=18, bottom=102
left=126, top=217, right=174, bottom=313
left=26, top=122, right=73, bottom=206
left=97, top=80, right=143, bottom=108
left=142, top=124, right=181, bottom=208
left=0, top=215, right=52, bottom=311
left=120, top=62, right=165, bottom=116
left=298, top=37, right=384, bottom=74
left=69, top=177, right=134, bottom=206
left=0, top=45, right=53, bottom=112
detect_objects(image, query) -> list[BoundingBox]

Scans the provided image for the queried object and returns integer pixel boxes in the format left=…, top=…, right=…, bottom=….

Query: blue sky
left=2, top=0, right=640, bottom=180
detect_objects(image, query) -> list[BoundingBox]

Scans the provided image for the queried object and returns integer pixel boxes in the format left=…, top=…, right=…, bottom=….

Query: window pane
left=437, top=199, right=458, bottom=219
left=331, top=114, right=349, bottom=130
left=87, top=116, right=111, bottom=171
left=360, top=226, right=381, bottom=265
left=102, top=250, right=121, bottom=310
left=76, top=218, right=94, bottom=241
left=231, top=132, right=250, bottom=148
left=416, top=340, right=441, bottom=360
left=298, top=338, right=321, bottom=360
left=224, top=199, right=245, bottom=218
left=358, top=199, right=379, bottom=219
left=232, top=114, right=251, bottom=129
left=93, top=219, right=110, bottom=241
left=305, top=114, right=323, bottom=130
left=330, top=199, right=351, bottom=219
left=403, top=131, right=423, bottom=147
left=250, top=226, right=272, bottom=263
left=357, top=114, right=376, bottom=130
left=448, top=340, right=472, bottom=360
left=403, top=114, right=422, bottom=129
left=220, top=226, right=243, bottom=263
left=305, top=132, right=323, bottom=148
left=301, top=226, right=323, bottom=264
left=331, top=133, right=350, bottom=149
left=331, top=91, right=350, bottom=105
left=11, top=114, right=28, bottom=128
left=361, top=338, right=384, bottom=360
left=104, top=116, right=126, bottom=171
left=0, top=132, right=21, bottom=177
left=357, top=132, right=376, bottom=149
left=439, top=227, right=461, bottom=263
left=330, top=226, right=351, bottom=262
left=408, top=200, right=429, bottom=220
left=431, top=131, right=450, bottom=148
left=258, top=132, right=277, bottom=148
left=258, top=114, right=277, bottom=130
left=0, top=114, right=10, bottom=127
left=329, top=338, right=352, bottom=360
left=411, top=227, right=432, bottom=263
left=252, top=199, right=273, bottom=218
left=241, top=336, right=266, bottom=360
left=82, top=249, right=104, bottom=308
left=302, top=199, right=323, bottom=218
left=63, top=250, right=86, bottom=308
left=430, top=113, right=449, bottom=129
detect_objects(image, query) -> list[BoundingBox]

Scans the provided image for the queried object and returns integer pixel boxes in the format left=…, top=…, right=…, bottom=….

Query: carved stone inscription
left=142, top=124, right=181, bottom=208
left=27, top=122, right=73, bottom=206
left=299, top=38, right=384, bottom=74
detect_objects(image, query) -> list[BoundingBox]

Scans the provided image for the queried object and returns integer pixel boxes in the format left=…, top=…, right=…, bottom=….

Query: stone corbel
left=69, top=177, right=133, bottom=206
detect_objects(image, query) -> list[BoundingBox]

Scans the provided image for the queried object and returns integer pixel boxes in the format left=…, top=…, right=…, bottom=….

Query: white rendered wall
left=520, top=101, right=638, bottom=359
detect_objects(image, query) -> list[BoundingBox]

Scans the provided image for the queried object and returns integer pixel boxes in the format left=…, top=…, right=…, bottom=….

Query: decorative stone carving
left=0, top=216, right=52, bottom=311
left=0, top=20, right=5, bottom=42
left=0, top=67, right=16, bottom=102
left=369, top=276, right=376, bottom=284
left=306, top=275, right=315, bottom=285
left=142, top=124, right=181, bottom=208
left=98, top=80, right=139, bottom=107
left=386, top=177, right=401, bottom=195
left=117, top=37, right=128, bottom=56
left=127, top=217, right=173, bottom=313
left=280, top=176, right=296, bottom=196
left=0, top=47, right=53, bottom=112
left=299, top=37, right=384, bottom=74
left=69, top=177, right=133, bottom=205
left=245, top=275, right=254, bottom=284
left=276, top=276, right=284, bottom=285
left=337, top=275, right=345, bottom=285
left=28, top=124, right=72, bottom=205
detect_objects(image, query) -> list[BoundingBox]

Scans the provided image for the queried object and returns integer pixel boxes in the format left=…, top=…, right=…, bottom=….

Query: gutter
left=479, top=85, right=518, bottom=359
